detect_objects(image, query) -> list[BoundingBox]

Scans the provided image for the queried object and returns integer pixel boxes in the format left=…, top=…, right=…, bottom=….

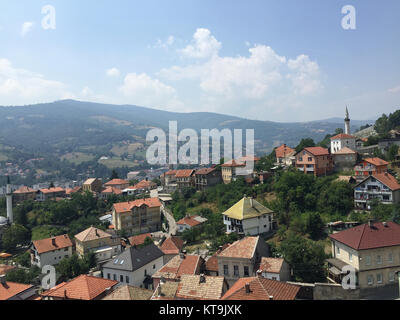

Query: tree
left=1, top=224, right=31, bottom=252
left=295, top=138, right=315, bottom=153
left=387, top=144, right=399, bottom=161
left=335, top=128, right=344, bottom=135
left=110, top=170, right=119, bottom=180
left=16, top=251, right=31, bottom=268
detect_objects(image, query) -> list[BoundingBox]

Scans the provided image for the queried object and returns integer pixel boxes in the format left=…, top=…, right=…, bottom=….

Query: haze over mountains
left=0, top=100, right=374, bottom=156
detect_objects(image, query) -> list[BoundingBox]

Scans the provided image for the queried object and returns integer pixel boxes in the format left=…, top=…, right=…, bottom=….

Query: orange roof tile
left=275, top=144, right=295, bottom=159
left=364, top=157, right=389, bottom=167
left=195, top=168, right=216, bottom=175
left=0, top=281, right=33, bottom=300
left=371, top=173, right=400, bottom=191
left=175, top=170, right=195, bottom=178
left=39, top=187, right=65, bottom=194
left=160, top=236, right=184, bottom=255
left=221, top=159, right=246, bottom=167
left=41, top=275, right=118, bottom=300
left=165, top=170, right=177, bottom=176
left=104, top=179, right=129, bottom=186
left=128, top=233, right=152, bottom=246
left=74, top=227, right=112, bottom=242
left=258, top=257, right=285, bottom=274
left=33, top=234, right=73, bottom=254
left=0, top=265, right=16, bottom=276
left=330, top=133, right=356, bottom=140
left=153, top=255, right=202, bottom=280
left=217, top=237, right=259, bottom=259
left=113, top=198, right=161, bottom=213
left=102, top=186, right=122, bottom=195
left=303, top=147, right=330, bottom=156
left=176, top=275, right=226, bottom=300
left=176, top=215, right=203, bottom=227
left=13, top=186, right=36, bottom=194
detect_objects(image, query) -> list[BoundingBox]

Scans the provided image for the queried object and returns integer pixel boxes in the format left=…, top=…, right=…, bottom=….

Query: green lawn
left=61, top=152, right=95, bottom=164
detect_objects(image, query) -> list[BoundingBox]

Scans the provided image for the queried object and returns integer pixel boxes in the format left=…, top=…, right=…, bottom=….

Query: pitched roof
left=153, top=254, right=202, bottom=280
left=330, top=133, right=357, bottom=140
left=195, top=168, right=216, bottom=175
left=33, top=234, right=73, bottom=254
left=102, top=244, right=164, bottom=272
left=258, top=257, right=285, bottom=274
left=237, top=155, right=261, bottom=162
left=113, top=198, right=161, bottom=213
left=151, top=281, right=180, bottom=300
left=132, top=179, right=156, bottom=190
left=128, top=233, right=152, bottom=246
left=160, top=236, right=184, bottom=255
left=205, top=244, right=230, bottom=272
left=165, top=170, right=177, bottom=176
left=371, top=173, right=400, bottom=191
left=303, top=147, right=330, bottom=156
left=101, top=186, right=122, bottom=195
left=364, top=157, right=389, bottom=167
left=39, top=187, right=65, bottom=194
left=175, top=169, right=195, bottom=178
left=83, top=178, right=99, bottom=185
left=329, top=221, right=400, bottom=250
left=104, top=179, right=129, bottom=186
left=275, top=144, right=295, bottom=158
left=13, top=186, right=36, bottom=194
left=102, top=285, right=153, bottom=300
left=222, top=277, right=300, bottom=300
left=176, top=215, right=206, bottom=227
left=221, top=159, right=245, bottom=167
left=334, top=147, right=357, bottom=155
left=176, top=275, right=226, bottom=300
left=66, top=186, right=81, bottom=195
left=0, top=281, right=33, bottom=300
left=74, top=226, right=112, bottom=242
left=217, top=236, right=259, bottom=259
left=0, top=264, right=15, bottom=276
left=222, top=197, right=274, bottom=220
left=41, top=275, right=117, bottom=300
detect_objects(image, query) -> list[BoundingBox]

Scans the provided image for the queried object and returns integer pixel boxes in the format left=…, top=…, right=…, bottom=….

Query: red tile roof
left=275, top=144, right=295, bottom=158
left=303, top=147, right=330, bottom=156
left=160, top=236, right=184, bottom=255
left=217, top=237, right=259, bottom=259
left=371, top=173, right=400, bottom=191
left=33, top=234, right=73, bottom=254
left=102, top=186, right=122, bottom=195
left=39, top=187, right=65, bottom=194
left=175, top=170, right=195, bottom=178
left=221, top=159, right=245, bottom=167
left=13, top=186, right=36, bottom=194
left=153, top=254, right=202, bottom=280
left=0, top=281, right=33, bottom=300
left=330, top=133, right=356, bottom=140
left=113, top=198, right=161, bottom=213
left=0, top=265, right=16, bottom=276
left=128, top=233, right=152, bottom=246
left=176, top=275, right=226, bottom=300
left=104, top=179, right=129, bottom=186
left=131, top=180, right=156, bottom=190
left=329, top=221, right=400, bottom=250
left=195, top=168, right=216, bottom=175
left=222, top=277, right=300, bottom=300
left=165, top=170, right=177, bottom=176
left=41, top=275, right=118, bottom=300
left=205, top=244, right=230, bottom=272
left=176, top=215, right=203, bottom=227
left=364, top=157, right=389, bottom=167
left=237, top=155, right=260, bottom=162
left=258, top=257, right=285, bottom=274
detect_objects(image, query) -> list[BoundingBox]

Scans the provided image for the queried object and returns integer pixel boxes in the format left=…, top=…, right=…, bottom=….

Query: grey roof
left=102, top=243, right=164, bottom=272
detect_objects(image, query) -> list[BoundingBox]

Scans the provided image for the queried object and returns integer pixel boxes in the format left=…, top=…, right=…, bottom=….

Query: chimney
left=383, top=222, right=388, bottom=227
left=199, top=274, right=206, bottom=284
left=269, top=295, right=274, bottom=300
left=156, top=283, right=162, bottom=297
left=95, top=228, right=99, bottom=237
left=256, top=269, right=262, bottom=277
left=368, top=219, right=374, bottom=228
left=51, top=236, right=56, bottom=246
left=245, top=283, right=251, bottom=294
left=63, top=289, right=68, bottom=299
left=0, top=275, right=6, bottom=285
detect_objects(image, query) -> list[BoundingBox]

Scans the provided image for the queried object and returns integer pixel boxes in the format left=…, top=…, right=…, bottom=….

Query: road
left=161, top=204, right=177, bottom=236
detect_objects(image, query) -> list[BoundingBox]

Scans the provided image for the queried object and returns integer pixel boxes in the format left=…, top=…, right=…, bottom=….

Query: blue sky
left=0, top=0, right=399, bottom=122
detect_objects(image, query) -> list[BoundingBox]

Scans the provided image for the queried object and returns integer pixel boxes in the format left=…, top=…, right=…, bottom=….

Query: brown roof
left=131, top=179, right=156, bottom=190
left=83, top=178, right=99, bottom=185
left=334, top=147, right=357, bottom=155
left=275, top=144, right=295, bottom=159
left=102, top=186, right=122, bottom=195
left=175, top=169, right=195, bottom=178
left=370, top=173, right=400, bottom=191
left=113, top=198, right=161, bottom=213
left=128, top=233, right=152, bottom=246
left=102, top=285, right=153, bottom=300
left=33, top=234, right=73, bottom=254
left=176, top=275, right=226, bottom=300
left=0, top=281, right=33, bottom=300
left=329, top=221, right=400, bottom=250
left=195, top=168, right=216, bottom=175
left=217, top=237, right=259, bottom=259
left=104, top=179, right=129, bottom=186
left=74, top=227, right=112, bottom=242
left=205, top=244, right=229, bottom=272
left=330, top=133, right=356, bottom=140
left=0, top=264, right=16, bottom=276
left=160, top=236, right=184, bottom=255
left=237, top=155, right=261, bottom=162
left=66, top=186, right=81, bottom=195
left=41, top=275, right=118, bottom=300
left=176, top=215, right=203, bottom=227
left=303, top=147, right=330, bottom=156
left=39, top=187, right=65, bottom=194
left=13, top=186, right=36, bottom=194
left=221, top=159, right=245, bottom=167
left=364, top=157, right=389, bottom=167
left=222, top=277, right=300, bottom=300
left=258, top=257, right=285, bottom=274
left=153, top=254, right=202, bottom=280
left=165, top=170, right=177, bottom=176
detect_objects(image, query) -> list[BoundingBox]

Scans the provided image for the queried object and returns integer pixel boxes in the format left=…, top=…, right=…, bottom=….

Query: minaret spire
left=344, top=106, right=351, bottom=135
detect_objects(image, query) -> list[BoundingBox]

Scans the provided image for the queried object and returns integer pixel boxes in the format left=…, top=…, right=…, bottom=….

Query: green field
left=111, top=143, right=144, bottom=157
left=98, top=157, right=139, bottom=169
left=61, top=152, right=95, bottom=164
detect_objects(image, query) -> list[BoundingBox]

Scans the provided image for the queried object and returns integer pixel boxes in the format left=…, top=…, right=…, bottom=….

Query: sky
left=0, top=0, right=399, bottom=122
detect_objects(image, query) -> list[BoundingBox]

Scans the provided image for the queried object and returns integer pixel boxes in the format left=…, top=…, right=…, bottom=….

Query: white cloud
left=119, top=73, right=183, bottom=110
left=106, top=67, right=120, bottom=77
left=287, top=54, right=322, bottom=95
left=21, top=22, right=34, bottom=37
left=154, top=35, right=175, bottom=49
left=0, top=58, right=72, bottom=105
left=179, top=28, right=221, bottom=59
left=388, top=86, right=400, bottom=93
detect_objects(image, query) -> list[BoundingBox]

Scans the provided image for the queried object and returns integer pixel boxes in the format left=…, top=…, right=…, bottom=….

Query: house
left=31, top=234, right=73, bottom=268
left=36, top=187, right=66, bottom=201
left=0, top=276, right=37, bottom=300
left=295, top=147, right=333, bottom=177
left=160, top=236, right=185, bottom=263
left=257, top=257, right=290, bottom=281
left=102, top=243, right=165, bottom=290
left=194, top=167, right=222, bottom=191
left=74, top=226, right=121, bottom=262
left=123, top=179, right=157, bottom=196
left=176, top=170, right=195, bottom=189
left=12, top=186, right=36, bottom=205
left=151, top=281, right=180, bottom=300
left=275, top=144, right=296, bottom=166
left=330, top=133, right=357, bottom=153
left=82, top=178, right=103, bottom=194
left=378, top=138, right=400, bottom=153
left=328, top=221, right=400, bottom=292
left=354, top=157, right=389, bottom=182
left=41, top=275, right=118, bottom=300
left=161, top=170, right=178, bottom=192
left=175, top=274, right=228, bottom=300
left=221, top=276, right=300, bottom=300
left=222, top=196, right=274, bottom=235
left=128, top=233, right=153, bottom=247
left=66, top=186, right=81, bottom=197
left=221, top=157, right=259, bottom=184
left=100, top=186, right=122, bottom=199
left=127, top=171, right=141, bottom=181
left=102, top=285, right=153, bottom=300
left=216, top=236, right=270, bottom=286
left=332, top=147, right=358, bottom=171
left=204, top=244, right=230, bottom=276
left=104, top=179, right=129, bottom=190
left=152, top=253, right=204, bottom=288
left=112, top=198, right=162, bottom=235
left=0, top=264, right=15, bottom=276
left=176, top=215, right=208, bottom=233
left=354, top=173, right=400, bottom=210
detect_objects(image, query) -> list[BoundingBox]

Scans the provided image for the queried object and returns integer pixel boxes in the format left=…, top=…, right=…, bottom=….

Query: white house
left=330, top=133, right=357, bottom=154
left=223, top=197, right=274, bottom=236
left=257, top=257, right=291, bottom=282
left=102, top=243, right=165, bottom=290
left=30, top=234, right=73, bottom=268
left=176, top=215, right=208, bottom=233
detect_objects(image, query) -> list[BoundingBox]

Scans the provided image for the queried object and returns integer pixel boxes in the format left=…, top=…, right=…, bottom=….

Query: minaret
left=6, top=176, right=13, bottom=224
left=345, top=106, right=351, bottom=135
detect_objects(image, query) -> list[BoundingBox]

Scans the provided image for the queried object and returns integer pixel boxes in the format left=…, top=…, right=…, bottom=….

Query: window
left=144, top=269, right=147, bottom=276
left=126, top=276, right=129, bottom=284
left=377, top=255, right=382, bottom=265
left=389, top=272, right=395, bottom=282
left=308, top=157, right=312, bottom=162
left=367, top=275, right=373, bottom=285
left=336, top=246, right=340, bottom=254
left=113, top=274, right=117, bottom=281
left=120, top=275, right=124, bottom=282
left=349, top=253, right=353, bottom=262
left=153, top=264, right=156, bottom=269
left=234, top=265, right=239, bottom=277
left=107, top=273, right=110, bottom=280
left=244, top=266, right=249, bottom=277
left=223, top=265, right=229, bottom=276
left=388, top=253, right=393, bottom=263
left=365, top=256, right=371, bottom=266
left=377, top=273, right=383, bottom=284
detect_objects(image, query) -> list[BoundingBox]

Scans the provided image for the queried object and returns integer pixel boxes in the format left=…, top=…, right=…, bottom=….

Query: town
left=1, top=108, right=400, bottom=301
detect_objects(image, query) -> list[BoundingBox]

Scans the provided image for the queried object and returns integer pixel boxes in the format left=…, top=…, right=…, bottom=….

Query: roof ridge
left=356, top=224, right=367, bottom=250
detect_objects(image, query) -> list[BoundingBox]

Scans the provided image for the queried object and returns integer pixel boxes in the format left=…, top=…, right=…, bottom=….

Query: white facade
left=331, top=138, right=356, bottom=154
left=224, top=214, right=273, bottom=236
left=31, top=246, right=73, bottom=268
left=102, top=255, right=164, bottom=290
